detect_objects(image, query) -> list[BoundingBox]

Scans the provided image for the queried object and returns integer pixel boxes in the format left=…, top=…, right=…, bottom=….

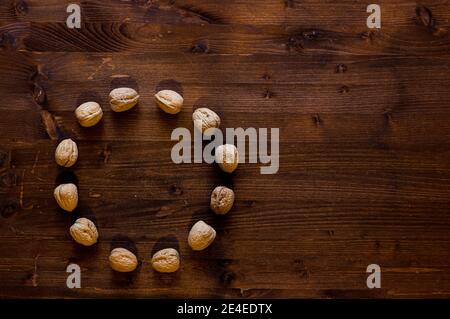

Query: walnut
left=155, top=90, right=183, bottom=114
left=215, top=144, right=239, bottom=173
left=188, top=220, right=216, bottom=251
left=210, top=186, right=235, bottom=215
left=55, top=139, right=78, bottom=167
left=192, top=108, right=220, bottom=135
left=54, top=183, right=78, bottom=212
left=109, top=88, right=139, bottom=112
left=69, top=218, right=98, bottom=246
left=75, top=101, right=103, bottom=127
left=151, top=248, right=180, bottom=273
left=109, top=248, right=138, bottom=272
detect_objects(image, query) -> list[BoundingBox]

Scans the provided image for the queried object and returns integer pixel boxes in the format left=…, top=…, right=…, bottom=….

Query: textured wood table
left=1, top=0, right=450, bottom=298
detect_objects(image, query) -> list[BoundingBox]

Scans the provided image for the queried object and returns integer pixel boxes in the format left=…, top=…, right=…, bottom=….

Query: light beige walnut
left=188, top=220, right=216, bottom=251
left=70, top=218, right=98, bottom=246
left=215, top=144, right=239, bottom=173
left=54, top=183, right=78, bottom=212
left=151, top=248, right=180, bottom=273
left=109, top=248, right=138, bottom=272
left=210, top=186, right=235, bottom=215
left=75, top=101, right=103, bottom=127
left=192, top=108, right=220, bottom=135
left=155, top=90, right=183, bottom=114
left=55, top=139, right=78, bottom=167
left=109, top=88, right=139, bottom=112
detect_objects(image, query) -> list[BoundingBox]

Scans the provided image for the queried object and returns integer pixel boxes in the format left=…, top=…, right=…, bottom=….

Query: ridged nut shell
left=54, top=183, right=78, bottom=212
left=192, top=108, right=220, bottom=135
left=188, top=220, right=216, bottom=251
left=55, top=139, right=78, bottom=167
left=109, top=248, right=138, bottom=272
left=155, top=90, right=183, bottom=114
left=109, top=88, right=139, bottom=112
left=210, top=186, right=235, bottom=215
left=70, top=218, right=98, bottom=246
left=151, top=248, right=180, bottom=273
left=215, top=144, right=239, bottom=173
left=75, top=102, right=103, bottom=127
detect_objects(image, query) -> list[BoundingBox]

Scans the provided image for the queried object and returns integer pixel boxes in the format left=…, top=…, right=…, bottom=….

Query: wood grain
left=1, top=0, right=450, bottom=298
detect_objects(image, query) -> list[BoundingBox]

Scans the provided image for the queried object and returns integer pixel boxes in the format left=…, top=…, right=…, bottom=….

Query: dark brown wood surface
left=1, top=0, right=450, bottom=298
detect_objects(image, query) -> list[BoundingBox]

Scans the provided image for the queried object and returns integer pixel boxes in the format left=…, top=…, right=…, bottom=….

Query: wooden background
left=1, top=0, right=450, bottom=298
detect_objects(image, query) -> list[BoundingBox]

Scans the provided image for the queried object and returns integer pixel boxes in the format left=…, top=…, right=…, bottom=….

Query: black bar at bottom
left=0, top=299, right=446, bottom=317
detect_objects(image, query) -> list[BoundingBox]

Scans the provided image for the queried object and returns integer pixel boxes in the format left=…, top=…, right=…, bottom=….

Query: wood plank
left=0, top=237, right=449, bottom=297
left=1, top=0, right=450, bottom=27
left=2, top=0, right=450, bottom=56
left=3, top=110, right=450, bottom=149
left=0, top=53, right=450, bottom=118
left=1, top=21, right=450, bottom=55
left=2, top=52, right=450, bottom=86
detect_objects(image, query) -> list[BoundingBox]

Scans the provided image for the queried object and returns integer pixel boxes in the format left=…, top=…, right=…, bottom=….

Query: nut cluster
left=50, top=81, right=242, bottom=277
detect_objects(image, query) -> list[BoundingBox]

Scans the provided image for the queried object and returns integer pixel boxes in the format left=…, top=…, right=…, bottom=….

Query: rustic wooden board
left=1, top=0, right=450, bottom=298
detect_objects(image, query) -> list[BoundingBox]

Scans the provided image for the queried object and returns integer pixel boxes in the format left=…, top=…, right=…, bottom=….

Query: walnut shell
left=75, top=101, right=103, bottom=127
left=188, top=220, right=216, bottom=251
left=70, top=217, right=98, bottom=246
left=151, top=248, right=180, bottom=273
left=215, top=144, right=239, bottom=173
left=55, top=139, right=78, bottom=167
left=192, top=108, right=220, bottom=135
left=54, top=183, right=78, bottom=212
left=210, top=186, right=235, bottom=215
left=109, top=248, right=138, bottom=272
left=109, top=87, right=139, bottom=112
left=155, top=90, right=183, bottom=114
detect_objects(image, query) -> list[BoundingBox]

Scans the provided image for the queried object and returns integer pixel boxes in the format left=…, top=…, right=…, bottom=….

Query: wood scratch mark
left=171, top=4, right=224, bottom=24
left=40, top=110, right=60, bottom=140
left=9, top=225, right=17, bottom=234
left=181, top=52, right=194, bottom=66
left=100, top=144, right=112, bottom=164
left=19, top=170, right=25, bottom=209
left=384, top=267, right=442, bottom=274
left=110, top=74, right=131, bottom=79
left=240, top=288, right=250, bottom=297
left=243, top=4, right=257, bottom=20
left=32, top=254, right=40, bottom=287
left=89, top=192, right=102, bottom=198
left=9, top=225, right=24, bottom=235
left=88, top=57, right=114, bottom=80
left=31, top=150, right=40, bottom=174
left=8, top=150, right=12, bottom=168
